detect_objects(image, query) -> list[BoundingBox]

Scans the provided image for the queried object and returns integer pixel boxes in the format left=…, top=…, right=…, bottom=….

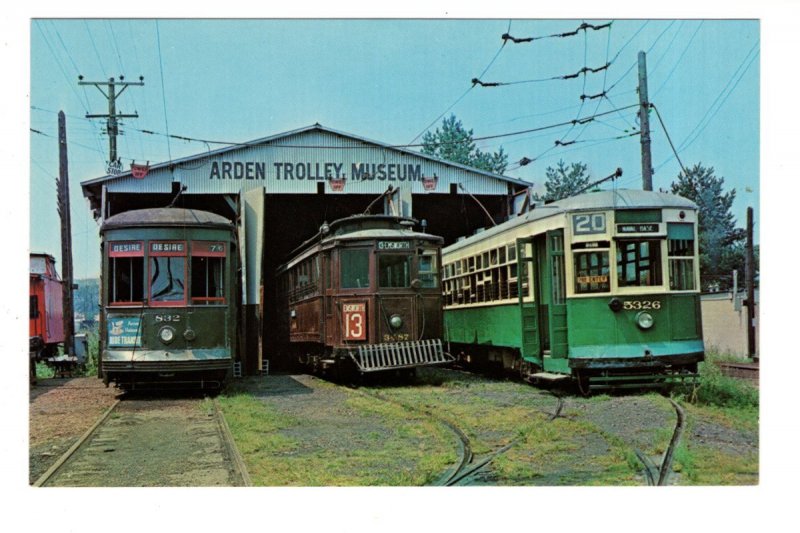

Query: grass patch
left=683, top=360, right=759, bottom=410
left=217, top=387, right=455, bottom=486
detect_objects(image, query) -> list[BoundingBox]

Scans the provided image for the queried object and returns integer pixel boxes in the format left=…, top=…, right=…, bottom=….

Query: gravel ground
left=29, top=377, right=120, bottom=484
left=30, top=371, right=759, bottom=486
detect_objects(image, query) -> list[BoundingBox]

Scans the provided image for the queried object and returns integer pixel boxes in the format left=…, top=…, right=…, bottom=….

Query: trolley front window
left=668, top=223, right=696, bottom=290
left=379, top=254, right=411, bottom=288
left=616, top=239, right=662, bottom=287
left=149, top=241, right=187, bottom=306
left=340, top=248, right=370, bottom=289
left=574, top=251, right=610, bottom=294
left=108, top=241, right=145, bottom=305
left=418, top=251, right=439, bottom=288
left=191, top=241, right=226, bottom=305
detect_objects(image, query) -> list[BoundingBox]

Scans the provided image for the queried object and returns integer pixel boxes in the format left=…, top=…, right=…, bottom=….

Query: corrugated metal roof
left=81, top=124, right=530, bottom=199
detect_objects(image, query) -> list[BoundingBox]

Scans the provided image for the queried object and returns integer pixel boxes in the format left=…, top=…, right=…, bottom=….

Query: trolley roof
left=278, top=214, right=442, bottom=272
left=444, top=189, right=697, bottom=255
left=101, top=207, right=233, bottom=231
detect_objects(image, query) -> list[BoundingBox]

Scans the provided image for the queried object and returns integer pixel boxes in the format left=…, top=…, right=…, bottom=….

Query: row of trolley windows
left=442, top=243, right=526, bottom=306
left=108, top=242, right=225, bottom=306
left=445, top=231, right=696, bottom=304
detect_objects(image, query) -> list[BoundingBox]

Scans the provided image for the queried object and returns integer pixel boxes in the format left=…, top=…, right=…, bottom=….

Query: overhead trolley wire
left=407, top=20, right=512, bottom=145
left=501, top=20, right=612, bottom=44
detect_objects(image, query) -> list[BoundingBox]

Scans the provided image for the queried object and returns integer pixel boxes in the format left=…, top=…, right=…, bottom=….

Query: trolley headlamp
left=636, top=311, right=655, bottom=330
left=158, top=326, right=176, bottom=344
left=390, top=314, right=403, bottom=329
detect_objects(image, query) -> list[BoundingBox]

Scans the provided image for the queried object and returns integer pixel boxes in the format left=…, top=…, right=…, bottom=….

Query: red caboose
left=30, top=253, right=65, bottom=359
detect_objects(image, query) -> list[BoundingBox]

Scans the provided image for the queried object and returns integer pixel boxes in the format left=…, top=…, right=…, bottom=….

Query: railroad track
left=33, top=395, right=250, bottom=487
left=635, top=398, right=686, bottom=486
left=351, top=386, right=565, bottom=486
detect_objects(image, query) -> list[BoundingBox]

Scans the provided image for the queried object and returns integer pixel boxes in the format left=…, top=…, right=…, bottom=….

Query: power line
left=407, top=20, right=512, bottom=145
left=652, top=20, right=705, bottom=98
left=501, top=21, right=612, bottom=43
left=155, top=20, right=173, bottom=163
left=676, top=41, right=760, bottom=152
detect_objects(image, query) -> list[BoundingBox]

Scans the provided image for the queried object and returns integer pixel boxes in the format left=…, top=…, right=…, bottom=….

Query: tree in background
left=670, top=163, right=754, bottom=291
left=533, top=159, right=591, bottom=202
left=421, top=114, right=508, bottom=175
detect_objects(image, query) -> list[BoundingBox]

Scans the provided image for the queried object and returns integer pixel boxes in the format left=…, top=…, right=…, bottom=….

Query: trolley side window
left=149, top=241, right=187, bottom=306
left=667, top=223, right=696, bottom=291
left=379, top=254, right=411, bottom=288
left=616, top=239, right=663, bottom=287
left=574, top=251, right=610, bottom=294
left=340, top=248, right=370, bottom=289
left=191, top=241, right=226, bottom=305
left=108, top=241, right=145, bottom=305
left=418, top=251, right=439, bottom=288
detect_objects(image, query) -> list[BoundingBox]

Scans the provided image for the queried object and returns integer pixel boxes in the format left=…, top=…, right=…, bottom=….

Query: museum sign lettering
left=209, top=161, right=426, bottom=182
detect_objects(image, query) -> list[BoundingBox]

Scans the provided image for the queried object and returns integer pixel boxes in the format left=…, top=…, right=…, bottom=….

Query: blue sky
left=27, top=18, right=761, bottom=279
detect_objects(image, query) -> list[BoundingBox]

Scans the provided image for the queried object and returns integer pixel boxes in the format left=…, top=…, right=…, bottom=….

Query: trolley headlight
left=390, top=314, right=403, bottom=329
left=636, top=311, right=655, bottom=330
left=158, top=326, right=176, bottom=344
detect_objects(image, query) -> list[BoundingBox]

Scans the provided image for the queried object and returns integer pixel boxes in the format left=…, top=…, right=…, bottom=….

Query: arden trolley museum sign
left=209, top=161, right=429, bottom=182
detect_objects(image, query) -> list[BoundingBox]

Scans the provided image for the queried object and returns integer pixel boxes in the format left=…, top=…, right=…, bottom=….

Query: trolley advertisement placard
left=107, top=316, right=143, bottom=347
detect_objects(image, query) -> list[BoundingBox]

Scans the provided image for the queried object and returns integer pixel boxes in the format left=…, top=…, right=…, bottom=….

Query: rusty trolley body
left=276, top=215, right=453, bottom=375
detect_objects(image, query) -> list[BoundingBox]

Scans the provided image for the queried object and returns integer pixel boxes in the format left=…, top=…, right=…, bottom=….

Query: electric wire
left=407, top=20, right=511, bottom=145
left=155, top=20, right=173, bottom=163
left=652, top=20, right=704, bottom=98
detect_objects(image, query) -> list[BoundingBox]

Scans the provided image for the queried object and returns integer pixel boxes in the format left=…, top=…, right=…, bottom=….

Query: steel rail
left=213, top=398, right=252, bottom=487
left=33, top=399, right=121, bottom=487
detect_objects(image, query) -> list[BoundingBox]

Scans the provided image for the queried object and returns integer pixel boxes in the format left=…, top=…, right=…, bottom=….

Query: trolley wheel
left=519, top=361, right=533, bottom=382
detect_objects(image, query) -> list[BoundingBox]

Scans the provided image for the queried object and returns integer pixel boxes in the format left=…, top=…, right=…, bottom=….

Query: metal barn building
left=81, top=124, right=530, bottom=374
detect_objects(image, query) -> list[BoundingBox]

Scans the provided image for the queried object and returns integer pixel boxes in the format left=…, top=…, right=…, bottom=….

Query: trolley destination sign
left=208, top=160, right=428, bottom=182
left=616, top=223, right=660, bottom=234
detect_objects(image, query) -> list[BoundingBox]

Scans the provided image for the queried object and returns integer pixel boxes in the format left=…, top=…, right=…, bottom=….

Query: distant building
left=700, top=290, right=759, bottom=358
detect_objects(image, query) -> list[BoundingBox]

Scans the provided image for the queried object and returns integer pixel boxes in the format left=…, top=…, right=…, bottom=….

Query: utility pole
left=745, top=207, right=757, bottom=361
left=57, top=111, right=75, bottom=357
left=79, top=75, right=144, bottom=175
left=638, top=51, right=653, bottom=191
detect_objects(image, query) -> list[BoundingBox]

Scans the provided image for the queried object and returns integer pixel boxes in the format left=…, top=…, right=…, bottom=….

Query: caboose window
left=149, top=241, right=187, bottom=305
left=616, top=239, right=663, bottom=287
left=379, top=255, right=411, bottom=288
left=341, top=249, right=370, bottom=289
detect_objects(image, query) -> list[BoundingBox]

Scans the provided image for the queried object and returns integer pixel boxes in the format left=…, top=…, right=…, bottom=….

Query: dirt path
left=29, top=377, right=120, bottom=484
left=42, top=395, right=243, bottom=487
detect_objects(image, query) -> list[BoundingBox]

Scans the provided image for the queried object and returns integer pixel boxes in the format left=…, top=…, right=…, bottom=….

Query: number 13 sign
left=342, top=302, right=367, bottom=341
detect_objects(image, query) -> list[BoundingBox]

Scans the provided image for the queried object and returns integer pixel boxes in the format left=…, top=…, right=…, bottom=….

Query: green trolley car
left=442, top=189, right=704, bottom=392
left=99, top=208, right=238, bottom=389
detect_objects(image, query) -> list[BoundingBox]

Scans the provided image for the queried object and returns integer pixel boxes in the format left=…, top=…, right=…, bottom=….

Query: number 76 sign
left=342, top=302, right=367, bottom=341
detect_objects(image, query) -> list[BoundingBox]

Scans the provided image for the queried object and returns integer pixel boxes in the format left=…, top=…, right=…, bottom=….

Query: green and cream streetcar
left=442, top=189, right=704, bottom=392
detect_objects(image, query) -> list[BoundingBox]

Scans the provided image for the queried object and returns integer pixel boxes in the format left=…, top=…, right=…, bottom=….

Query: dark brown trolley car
left=99, top=208, right=238, bottom=389
left=277, top=214, right=453, bottom=376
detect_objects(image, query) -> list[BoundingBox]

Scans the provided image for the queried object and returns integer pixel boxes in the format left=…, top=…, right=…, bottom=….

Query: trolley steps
left=530, top=372, right=570, bottom=382
left=349, top=339, right=454, bottom=373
